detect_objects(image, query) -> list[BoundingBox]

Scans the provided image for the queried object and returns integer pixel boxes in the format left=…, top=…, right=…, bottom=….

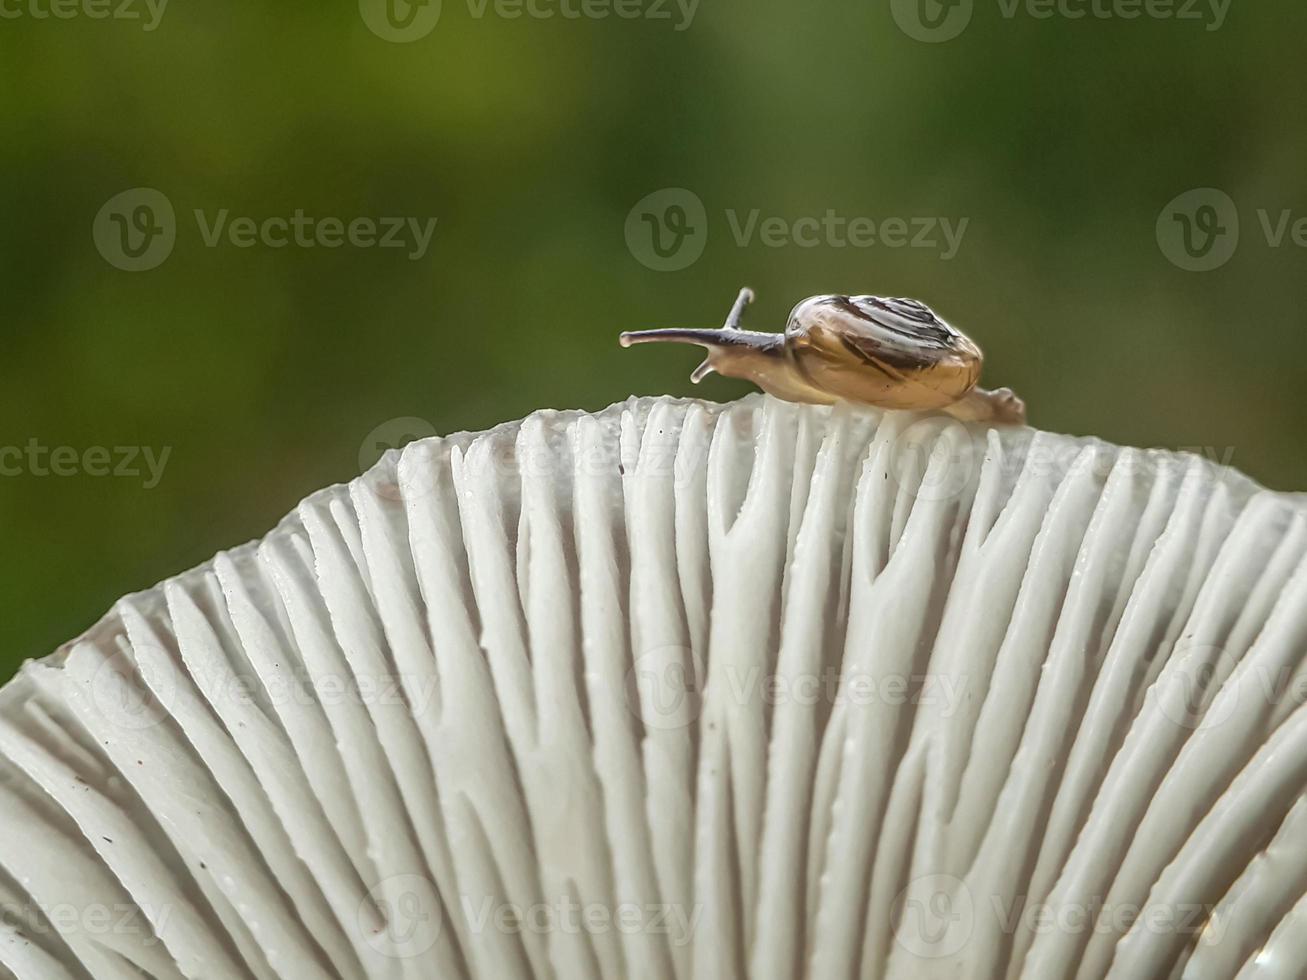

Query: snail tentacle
left=619, top=287, right=780, bottom=385
left=722, top=286, right=755, bottom=331
left=944, top=386, right=1027, bottom=425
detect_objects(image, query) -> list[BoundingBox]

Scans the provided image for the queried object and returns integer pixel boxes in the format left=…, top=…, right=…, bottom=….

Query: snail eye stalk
left=619, top=287, right=775, bottom=384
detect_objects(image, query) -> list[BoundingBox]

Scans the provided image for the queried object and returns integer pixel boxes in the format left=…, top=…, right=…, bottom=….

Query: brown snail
left=620, top=288, right=1026, bottom=425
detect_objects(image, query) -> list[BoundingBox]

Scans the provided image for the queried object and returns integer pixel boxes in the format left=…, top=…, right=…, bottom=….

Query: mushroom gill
left=0, top=394, right=1304, bottom=979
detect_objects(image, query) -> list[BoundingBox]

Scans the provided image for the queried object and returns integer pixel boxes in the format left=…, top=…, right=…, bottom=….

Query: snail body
left=620, top=288, right=1025, bottom=425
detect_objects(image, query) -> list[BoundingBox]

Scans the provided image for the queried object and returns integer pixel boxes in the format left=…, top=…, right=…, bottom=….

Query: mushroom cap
left=1, top=394, right=1304, bottom=979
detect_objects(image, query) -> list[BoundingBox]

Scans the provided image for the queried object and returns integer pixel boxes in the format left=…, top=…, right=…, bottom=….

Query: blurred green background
left=2, top=0, right=1305, bottom=678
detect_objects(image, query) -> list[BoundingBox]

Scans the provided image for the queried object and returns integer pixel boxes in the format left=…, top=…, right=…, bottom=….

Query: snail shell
left=620, top=288, right=1025, bottom=425
left=781, top=294, right=982, bottom=411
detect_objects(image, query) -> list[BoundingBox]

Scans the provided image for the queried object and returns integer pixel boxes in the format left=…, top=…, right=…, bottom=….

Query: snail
left=619, top=287, right=1026, bottom=424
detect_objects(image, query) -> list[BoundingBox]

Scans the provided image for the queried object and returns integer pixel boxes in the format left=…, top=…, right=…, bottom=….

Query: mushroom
left=0, top=394, right=1303, bottom=979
